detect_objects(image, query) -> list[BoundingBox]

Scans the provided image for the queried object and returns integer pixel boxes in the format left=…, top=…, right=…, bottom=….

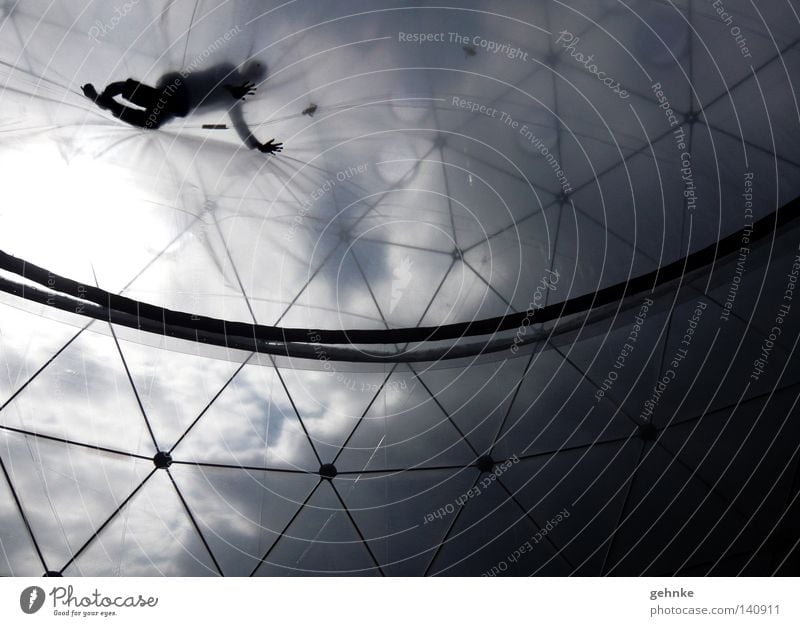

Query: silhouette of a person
left=82, top=60, right=282, bottom=154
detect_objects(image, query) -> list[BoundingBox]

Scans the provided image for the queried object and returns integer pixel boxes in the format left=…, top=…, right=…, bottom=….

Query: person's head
left=241, top=60, right=267, bottom=82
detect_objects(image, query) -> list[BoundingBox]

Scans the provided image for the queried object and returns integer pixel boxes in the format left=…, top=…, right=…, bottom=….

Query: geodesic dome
left=1, top=0, right=800, bottom=576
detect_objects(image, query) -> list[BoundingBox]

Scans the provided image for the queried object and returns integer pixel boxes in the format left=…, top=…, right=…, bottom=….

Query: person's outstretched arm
left=228, top=101, right=283, bottom=153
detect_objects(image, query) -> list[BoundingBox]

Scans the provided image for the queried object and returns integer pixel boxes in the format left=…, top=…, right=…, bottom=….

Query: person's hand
left=225, top=81, right=257, bottom=101
left=259, top=139, right=283, bottom=154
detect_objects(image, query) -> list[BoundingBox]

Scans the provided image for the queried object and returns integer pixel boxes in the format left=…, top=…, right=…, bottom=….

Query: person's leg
left=119, top=79, right=160, bottom=109
left=99, top=81, right=128, bottom=98
left=98, top=97, right=151, bottom=127
left=84, top=81, right=159, bottom=127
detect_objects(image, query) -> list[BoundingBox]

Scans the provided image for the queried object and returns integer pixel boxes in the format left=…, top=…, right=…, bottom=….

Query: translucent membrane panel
left=657, top=387, right=800, bottom=547
left=0, top=456, right=43, bottom=576
left=253, top=480, right=378, bottom=576
left=169, top=464, right=319, bottom=576
left=113, top=334, right=249, bottom=451
left=276, top=365, right=394, bottom=464
left=0, top=301, right=83, bottom=408
left=502, top=440, right=642, bottom=575
left=337, top=366, right=477, bottom=472
left=494, top=349, right=637, bottom=461
left=338, top=468, right=478, bottom=576
left=415, top=358, right=530, bottom=455
left=428, top=465, right=572, bottom=576
left=602, top=443, right=766, bottom=575
left=172, top=362, right=320, bottom=472
left=1, top=326, right=156, bottom=456
left=0, top=432, right=153, bottom=573
left=64, top=469, right=219, bottom=576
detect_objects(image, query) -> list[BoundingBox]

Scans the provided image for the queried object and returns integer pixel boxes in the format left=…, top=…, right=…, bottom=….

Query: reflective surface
left=1, top=0, right=800, bottom=576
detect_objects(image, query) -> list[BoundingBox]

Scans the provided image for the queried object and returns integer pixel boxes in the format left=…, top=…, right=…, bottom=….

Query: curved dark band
left=0, top=195, right=797, bottom=352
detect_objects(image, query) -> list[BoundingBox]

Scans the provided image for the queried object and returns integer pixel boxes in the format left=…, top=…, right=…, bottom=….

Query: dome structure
left=1, top=0, right=799, bottom=576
